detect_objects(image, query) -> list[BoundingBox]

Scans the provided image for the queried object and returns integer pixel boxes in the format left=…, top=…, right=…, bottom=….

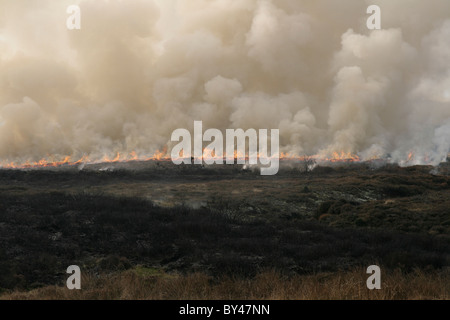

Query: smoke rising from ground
left=0, top=0, right=449, bottom=165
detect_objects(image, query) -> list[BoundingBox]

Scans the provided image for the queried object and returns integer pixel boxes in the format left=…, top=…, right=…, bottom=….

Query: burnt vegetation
left=0, top=161, right=449, bottom=293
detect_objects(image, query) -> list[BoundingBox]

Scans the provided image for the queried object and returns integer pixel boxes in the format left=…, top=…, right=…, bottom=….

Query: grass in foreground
left=1, top=268, right=448, bottom=300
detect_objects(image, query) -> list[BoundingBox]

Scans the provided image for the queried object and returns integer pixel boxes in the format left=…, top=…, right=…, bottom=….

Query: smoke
left=0, top=0, right=449, bottom=165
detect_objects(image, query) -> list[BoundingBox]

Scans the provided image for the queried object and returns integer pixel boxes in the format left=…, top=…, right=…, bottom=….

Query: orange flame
left=407, top=151, right=414, bottom=162
left=1, top=148, right=425, bottom=170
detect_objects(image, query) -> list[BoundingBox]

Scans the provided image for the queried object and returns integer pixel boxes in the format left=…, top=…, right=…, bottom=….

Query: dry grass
left=1, top=268, right=448, bottom=300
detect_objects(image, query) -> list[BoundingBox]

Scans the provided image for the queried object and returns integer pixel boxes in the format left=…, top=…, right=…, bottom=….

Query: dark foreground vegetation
left=0, top=161, right=449, bottom=298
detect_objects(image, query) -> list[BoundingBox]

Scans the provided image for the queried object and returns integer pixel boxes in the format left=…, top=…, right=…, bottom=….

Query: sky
left=0, top=0, right=449, bottom=166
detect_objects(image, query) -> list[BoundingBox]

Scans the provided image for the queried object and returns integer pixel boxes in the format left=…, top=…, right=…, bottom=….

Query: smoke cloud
left=0, top=0, right=449, bottom=165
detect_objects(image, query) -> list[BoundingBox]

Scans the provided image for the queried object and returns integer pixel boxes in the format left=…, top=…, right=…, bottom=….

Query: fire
left=0, top=150, right=173, bottom=170
left=328, top=151, right=361, bottom=162
left=0, top=148, right=429, bottom=169
left=152, top=146, right=169, bottom=161
left=129, top=151, right=139, bottom=161
left=278, top=151, right=361, bottom=162
left=407, top=151, right=414, bottom=162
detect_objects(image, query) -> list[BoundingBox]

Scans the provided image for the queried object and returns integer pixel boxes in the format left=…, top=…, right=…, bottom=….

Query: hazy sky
left=0, top=0, right=449, bottom=165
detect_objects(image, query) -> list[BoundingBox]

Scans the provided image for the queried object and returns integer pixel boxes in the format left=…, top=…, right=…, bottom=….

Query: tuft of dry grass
left=1, top=268, right=448, bottom=300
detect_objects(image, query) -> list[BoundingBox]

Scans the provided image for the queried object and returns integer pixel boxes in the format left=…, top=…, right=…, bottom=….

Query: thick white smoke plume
left=0, top=0, right=449, bottom=165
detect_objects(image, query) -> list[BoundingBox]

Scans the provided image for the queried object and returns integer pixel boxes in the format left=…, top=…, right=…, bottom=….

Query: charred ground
left=0, top=160, right=449, bottom=292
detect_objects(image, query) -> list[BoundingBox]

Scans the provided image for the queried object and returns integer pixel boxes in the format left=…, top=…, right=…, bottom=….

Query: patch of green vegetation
left=132, top=266, right=168, bottom=278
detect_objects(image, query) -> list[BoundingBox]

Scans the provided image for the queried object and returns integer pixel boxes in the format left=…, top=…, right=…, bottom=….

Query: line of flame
left=4, top=147, right=443, bottom=170
left=0, top=147, right=371, bottom=169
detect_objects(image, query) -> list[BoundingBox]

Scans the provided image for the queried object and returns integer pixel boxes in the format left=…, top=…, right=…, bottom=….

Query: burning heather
left=0, top=0, right=449, bottom=169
